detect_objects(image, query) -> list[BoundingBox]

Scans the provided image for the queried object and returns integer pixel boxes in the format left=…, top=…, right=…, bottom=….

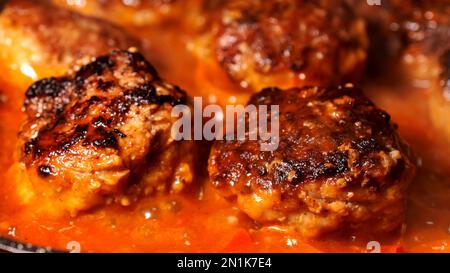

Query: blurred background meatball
left=192, top=0, right=368, bottom=92
left=51, top=0, right=208, bottom=29
left=351, top=0, right=450, bottom=141
left=350, top=0, right=450, bottom=73
left=15, top=50, right=196, bottom=217
left=0, top=0, right=140, bottom=87
left=208, top=86, right=416, bottom=238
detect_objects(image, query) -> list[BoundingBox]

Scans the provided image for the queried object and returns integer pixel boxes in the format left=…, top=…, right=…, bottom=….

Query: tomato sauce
left=0, top=25, right=448, bottom=253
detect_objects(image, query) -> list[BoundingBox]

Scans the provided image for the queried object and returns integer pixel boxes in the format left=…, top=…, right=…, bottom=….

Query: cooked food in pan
left=0, top=0, right=140, bottom=84
left=15, top=50, right=196, bottom=217
left=192, top=0, right=368, bottom=91
left=352, top=0, right=450, bottom=139
left=51, top=0, right=207, bottom=29
left=209, top=85, right=415, bottom=238
left=0, top=0, right=448, bottom=253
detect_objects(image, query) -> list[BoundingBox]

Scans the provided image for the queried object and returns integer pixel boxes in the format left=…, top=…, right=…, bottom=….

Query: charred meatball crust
left=194, top=0, right=368, bottom=90
left=208, top=86, right=416, bottom=238
left=16, top=50, right=196, bottom=217
left=0, top=0, right=140, bottom=80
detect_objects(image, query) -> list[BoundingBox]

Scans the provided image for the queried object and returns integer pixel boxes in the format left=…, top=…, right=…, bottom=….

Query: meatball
left=15, top=50, right=196, bottom=217
left=51, top=0, right=206, bottom=28
left=394, top=3, right=450, bottom=141
left=208, top=86, right=415, bottom=238
left=351, top=0, right=450, bottom=140
left=0, top=0, right=140, bottom=83
left=192, top=0, right=368, bottom=91
left=350, top=0, right=450, bottom=74
left=354, top=0, right=450, bottom=140
left=426, top=48, right=450, bottom=142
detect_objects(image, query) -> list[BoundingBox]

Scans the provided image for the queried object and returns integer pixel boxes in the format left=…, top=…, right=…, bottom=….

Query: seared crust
left=194, top=0, right=368, bottom=90
left=16, top=50, right=195, bottom=217
left=208, top=86, right=416, bottom=238
left=0, top=0, right=140, bottom=79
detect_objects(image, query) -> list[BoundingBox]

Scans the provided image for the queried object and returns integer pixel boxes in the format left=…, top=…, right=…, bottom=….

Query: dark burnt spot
left=110, top=96, right=131, bottom=115
left=38, top=165, right=53, bottom=177
left=88, top=96, right=103, bottom=104
left=97, top=79, right=114, bottom=92
left=24, top=139, right=37, bottom=155
left=92, top=116, right=108, bottom=128
left=61, top=132, right=86, bottom=151
left=54, top=116, right=67, bottom=127
left=25, top=77, right=70, bottom=98
left=125, top=82, right=156, bottom=105
left=377, top=109, right=391, bottom=123
left=23, top=137, right=44, bottom=158
left=75, top=124, right=89, bottom=134
left=113, top=129, right=126, bottom=138
left=125, top=83, right=187, bottom=106
left=323, top=151, right=349, bottom=175
left=92, top=134, right=118, bottom=148
left=75, top=55, right=116, bottom=80
left=282, top=151, right=349, bottom=185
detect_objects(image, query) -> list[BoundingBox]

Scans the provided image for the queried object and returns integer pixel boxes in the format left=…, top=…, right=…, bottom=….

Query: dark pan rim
left=0, top=236, right=58, bottom=253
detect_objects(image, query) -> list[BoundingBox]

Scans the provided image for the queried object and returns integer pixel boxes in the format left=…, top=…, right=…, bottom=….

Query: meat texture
left=0, top=0, right=140, bottom=81
left=208, top=86, right=416, bottom=238
left=16, top=50, right=196, bottom=217
left=351, top=0, right=450, bottom=140
left=192, top=0, right=368, bottom=91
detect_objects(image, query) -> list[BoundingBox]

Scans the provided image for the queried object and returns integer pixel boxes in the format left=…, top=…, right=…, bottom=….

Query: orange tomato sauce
left=0, top=25, right=448, bottom=253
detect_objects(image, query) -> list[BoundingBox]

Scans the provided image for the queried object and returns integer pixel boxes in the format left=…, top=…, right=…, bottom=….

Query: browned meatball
left=425, top=47, right=450, bottom=142
left=208, top=86, right=415, bottom=238
left=51, top=0, right=206, bottom=28
left=15, top=50, right=196, bottom=217
left=192, top=0, right=368, bottom=91
left=350, top=0, right=450, bottom=73
left=351, top=0, right=450, bottom=44
left=0, top=0, right=140, bottom=83
left=395, top=3, right=450, bottom=141
left=350, top=0, right=450, bottom=140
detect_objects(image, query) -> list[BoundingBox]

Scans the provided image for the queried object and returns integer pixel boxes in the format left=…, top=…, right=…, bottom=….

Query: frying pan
left=0, top=237, right=56, bottom=253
